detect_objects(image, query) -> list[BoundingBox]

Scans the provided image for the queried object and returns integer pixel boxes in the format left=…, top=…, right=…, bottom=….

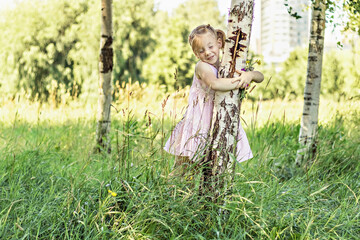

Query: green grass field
left=0, top=93, right=359, bottom=239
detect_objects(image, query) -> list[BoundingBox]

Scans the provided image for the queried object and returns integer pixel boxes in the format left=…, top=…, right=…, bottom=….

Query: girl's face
left=193, top=32, right=222, bottom=66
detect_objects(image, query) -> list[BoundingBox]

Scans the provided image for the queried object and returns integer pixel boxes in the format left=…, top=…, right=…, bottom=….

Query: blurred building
left=260, top=0, right=310, bottom=65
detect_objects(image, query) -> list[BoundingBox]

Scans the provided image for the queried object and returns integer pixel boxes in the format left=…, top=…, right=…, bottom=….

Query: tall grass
left=0, top=86, right=359, bottom=239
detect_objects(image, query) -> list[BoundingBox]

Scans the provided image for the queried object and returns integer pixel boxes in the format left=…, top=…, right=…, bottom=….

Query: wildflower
left=108, top=189, right=117, bottom=197
left=185, top=175, right=193, bottom=180
left=246, top=60, right=250, bottom=64
left=256, top=59, right=262, bottom=65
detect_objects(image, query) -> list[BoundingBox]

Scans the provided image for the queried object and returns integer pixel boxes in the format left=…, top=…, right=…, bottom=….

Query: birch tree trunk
left=295, top=0, right=326, bottom=165
left=95, top=0, right=113, bottom=153
left=201, top=0, right=254, bottom=197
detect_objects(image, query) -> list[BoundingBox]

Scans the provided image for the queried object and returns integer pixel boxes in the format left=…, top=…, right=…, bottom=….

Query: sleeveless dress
left=164, top=62, right=253, bottom=163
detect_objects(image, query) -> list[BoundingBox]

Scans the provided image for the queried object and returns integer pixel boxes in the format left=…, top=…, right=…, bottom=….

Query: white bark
left=95, top=0, right=113, bottom=153
left=202, top=0, right=254, bottom=195
left=296, top=0, right=326, bottom=165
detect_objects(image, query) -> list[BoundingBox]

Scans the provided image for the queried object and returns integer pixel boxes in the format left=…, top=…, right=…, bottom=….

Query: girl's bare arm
left=196, top=62, right=263, bottom=91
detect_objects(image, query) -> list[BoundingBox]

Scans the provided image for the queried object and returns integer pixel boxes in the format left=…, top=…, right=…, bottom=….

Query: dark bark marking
left=100, top=36, right=113, bottom=73
left=228, top=144, right=234, bottom=153
left=308, top=56, right=317, bottom=61
left=315, top=35, right=324, bottom=40
left=308, top=73, right=319, bottom=79
left=101, top=35, right=113, bottom=47
left=229, top=29, right=248, bottom=42
left=219, top=128, right=227, bottom=150
left=100, top=49, right=113, bottom=73
left=230, top=3, right=247, bottom=23
left=220, top=99, right=226, bottom=108
left=227, top=71, right=234, bottom=78
left=228, top=28, right=248, bottom=78
left=225, top=111, right=231, bottom=124
left=219, top=68, right=225, bottom=78
left=212, top=112, right=220, bottom=139
left=222, top=109, right=234, bottom=137
left=231, top=104, right=238, bottom=117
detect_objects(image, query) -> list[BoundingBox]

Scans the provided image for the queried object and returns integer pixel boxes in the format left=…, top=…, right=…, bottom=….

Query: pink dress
left=164, top=62, right=253, bottom=163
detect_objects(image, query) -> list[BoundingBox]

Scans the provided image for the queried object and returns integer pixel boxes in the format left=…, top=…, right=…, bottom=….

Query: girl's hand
left=233, top=70, right=252, bottom=89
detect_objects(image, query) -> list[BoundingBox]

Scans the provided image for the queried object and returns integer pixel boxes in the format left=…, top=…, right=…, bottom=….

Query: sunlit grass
left=1, top=82, right=358, bottom=127
left=0, top=85, right=359, bottom=239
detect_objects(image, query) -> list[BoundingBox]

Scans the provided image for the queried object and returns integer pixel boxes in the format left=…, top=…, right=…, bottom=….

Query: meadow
left=0, top=83, right=359, bottom=239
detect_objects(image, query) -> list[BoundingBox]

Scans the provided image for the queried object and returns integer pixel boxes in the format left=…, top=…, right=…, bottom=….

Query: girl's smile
left=193, top=32, right=222, bottom=67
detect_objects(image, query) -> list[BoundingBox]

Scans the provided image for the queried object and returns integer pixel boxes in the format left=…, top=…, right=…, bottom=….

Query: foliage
left=0, top=0, right=159, bottom=102
left=251, top=46, right=360, bottom=101
left=0, top=0, right=359, bottom=102
left=250, top=48, right=307, bottom=100
left=343, top=0, right=360, bottom=34
left=142, top=13, right=195, bottom=89
left=345, top=39, right=360, bottom=99
left=322, top=50, right=345, bottom=101
left=0, top=0, right=224, bottom=101
left=174, top=0, right=226, bottom=32
left=143, top=0, right=225, bottom=89
left=112, top=0, right=157, bottom=85
left=274, top=48, right=307, bottom=100
left=283, top=0, right=360, bottom=47
left=0, top=97, right=359, bottom=239
left=283, top=0, right=303, bottom=19
left=0, top=0, right=89, bottom=102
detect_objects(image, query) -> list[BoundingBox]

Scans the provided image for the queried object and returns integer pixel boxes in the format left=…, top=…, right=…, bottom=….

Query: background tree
left=283, top=0, right=360, bottom=165
left=295, top=0, right=326, bottom=165
left=95, top=0, right=113, bottom=153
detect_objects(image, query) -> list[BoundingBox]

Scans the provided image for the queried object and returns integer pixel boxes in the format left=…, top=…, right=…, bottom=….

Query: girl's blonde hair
left=188, top=24, right=226, bottom=52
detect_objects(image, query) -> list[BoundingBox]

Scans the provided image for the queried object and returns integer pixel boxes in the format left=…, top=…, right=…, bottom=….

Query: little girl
left=164, top=24, right=264, bottom=177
